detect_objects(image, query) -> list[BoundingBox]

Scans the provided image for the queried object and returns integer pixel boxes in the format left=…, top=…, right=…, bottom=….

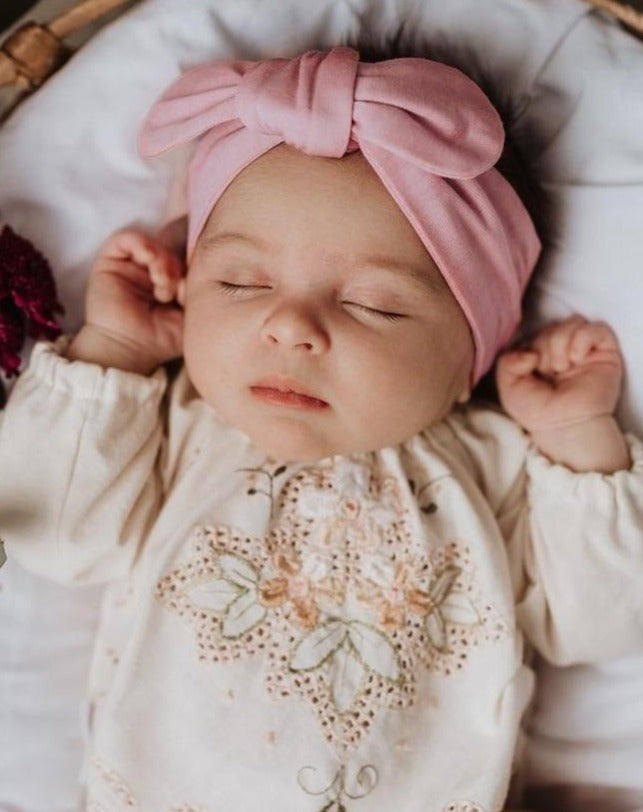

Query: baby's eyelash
left=218, top=281, right=270, bottom=295
left=217, top=285, right=404, bottom=321
left=346, top=302, right=406, bottom=321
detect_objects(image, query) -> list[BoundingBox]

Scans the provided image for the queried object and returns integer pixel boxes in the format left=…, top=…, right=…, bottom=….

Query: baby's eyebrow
left=352, top=253, right=447, bottom=295
left=197, top=231, right=276, bottom=255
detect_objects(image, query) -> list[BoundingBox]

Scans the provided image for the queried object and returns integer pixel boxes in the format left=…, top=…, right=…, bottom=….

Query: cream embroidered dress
left=2, top=340, right=643, bottom=812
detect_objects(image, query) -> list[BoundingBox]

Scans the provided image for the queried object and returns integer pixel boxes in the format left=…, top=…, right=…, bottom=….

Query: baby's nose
left=260, top=302, right=330, bottom=354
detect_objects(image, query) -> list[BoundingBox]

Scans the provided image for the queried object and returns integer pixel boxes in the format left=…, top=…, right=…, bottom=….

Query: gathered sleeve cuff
left=513, top=435, right=643, bottom=664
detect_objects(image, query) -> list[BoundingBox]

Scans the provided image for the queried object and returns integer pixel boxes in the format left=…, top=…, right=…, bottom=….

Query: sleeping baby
left=1, top=47, right=642, bottom=811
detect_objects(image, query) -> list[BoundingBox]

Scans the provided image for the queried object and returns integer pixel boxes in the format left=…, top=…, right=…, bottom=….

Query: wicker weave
left=0, top=0, right=135, bottom=119
left=0, top=0, right=641, bottom=120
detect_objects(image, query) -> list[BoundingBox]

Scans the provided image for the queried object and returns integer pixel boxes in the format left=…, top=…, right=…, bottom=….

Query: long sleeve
left=512, top=436, right=643, bottom=665
left=0, top=339, right=168, bottom=585
left=449, top=407, right=643, bottom=666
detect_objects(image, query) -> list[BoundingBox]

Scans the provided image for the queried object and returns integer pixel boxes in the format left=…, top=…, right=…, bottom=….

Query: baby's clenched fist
left=67, top=229, right=186, bottom=374
left=496, top=316, right=629, bottom=472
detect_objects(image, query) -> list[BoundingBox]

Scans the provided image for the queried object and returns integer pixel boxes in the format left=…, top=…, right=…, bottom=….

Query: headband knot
left=236, top=48, right=359, bottom=157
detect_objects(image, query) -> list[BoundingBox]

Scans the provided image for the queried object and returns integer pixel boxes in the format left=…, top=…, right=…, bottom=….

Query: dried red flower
left=0, top=224, right=64, bottom=380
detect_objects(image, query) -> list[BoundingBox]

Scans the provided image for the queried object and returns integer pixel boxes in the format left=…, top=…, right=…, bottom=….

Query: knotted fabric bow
left=139, top=47, right=541, bottom=382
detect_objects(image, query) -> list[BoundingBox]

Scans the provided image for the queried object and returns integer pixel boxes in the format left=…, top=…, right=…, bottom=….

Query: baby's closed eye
left=218, top=281, right=272, bottom=295
left=342, top=300, right=406, bottom=321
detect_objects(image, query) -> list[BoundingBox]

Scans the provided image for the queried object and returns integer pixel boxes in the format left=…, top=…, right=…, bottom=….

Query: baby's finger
left=496, top=350, right=547, bottom=411
left=105, top=229, right=155, bottom=264
left=568, top=322, right=598, bottom=362
left=548, top=316, right=589, bottom=373
left=531, top=315, right=586, bottom=374
left=569, top=321, right=622, bottom=364
left=496, top=350, right=540, bottom=387
left=148, top=248, right=185, bottom=303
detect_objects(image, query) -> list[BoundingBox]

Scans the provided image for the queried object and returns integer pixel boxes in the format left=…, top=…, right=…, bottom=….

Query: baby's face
left=182, top=145, right=473, bottom=461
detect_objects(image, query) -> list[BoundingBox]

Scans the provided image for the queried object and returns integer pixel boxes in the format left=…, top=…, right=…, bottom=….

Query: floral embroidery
left=442, top=803, right=486, bottom=812
left=156, top=457, right=508, bottom=752
left=297, top=762, right=378, bottom=810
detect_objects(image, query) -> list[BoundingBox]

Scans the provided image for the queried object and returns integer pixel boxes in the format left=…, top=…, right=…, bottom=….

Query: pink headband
left=139, top=47, right=541, bottom=382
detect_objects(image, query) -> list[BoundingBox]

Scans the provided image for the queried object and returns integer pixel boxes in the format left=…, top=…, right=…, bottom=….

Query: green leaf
left=222, top=590, right=266, bottom=638
left=429, top=565, right=461, bottom=604
left=347, top=622, right=399, bottom=680
left=329, top=643, right=365, bottom=712
left=290, top=621, right=347, bottom=671
left=441, top=593, right=479, bottom=625
left=188, top=578, right=240, bottom=612
left=219, top=554, right=258, bottom=589
left=426, top=610, right=448, bottom=651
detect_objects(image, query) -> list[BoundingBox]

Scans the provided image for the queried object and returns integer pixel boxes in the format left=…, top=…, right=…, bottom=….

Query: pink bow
left=141, top=47, right=503, bottom=173
left=139, top=47, right=540, bottom=381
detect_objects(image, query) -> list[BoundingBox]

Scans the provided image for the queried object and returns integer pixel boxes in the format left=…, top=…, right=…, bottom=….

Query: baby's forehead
left=212, top=144, right=379, bottom=201
left=196, top=146, right=433, bottom=260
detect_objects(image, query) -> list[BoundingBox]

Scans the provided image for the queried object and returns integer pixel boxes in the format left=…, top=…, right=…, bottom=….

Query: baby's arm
left=496, top=315, right=630, bottom=473
left=486, top=317, right=643, bottom=663
left=67, top=228, right=185, bottom=374
left=0, top=229, right=184, bottom=584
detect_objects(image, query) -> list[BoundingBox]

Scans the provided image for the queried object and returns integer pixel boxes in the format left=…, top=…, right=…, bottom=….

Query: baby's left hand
left=496, top=316, right=629, bottom=472
left=497, top=316, right=624, bottom=433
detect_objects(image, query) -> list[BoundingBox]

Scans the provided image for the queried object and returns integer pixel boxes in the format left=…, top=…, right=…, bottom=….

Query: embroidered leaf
left=440, top=592, right=479, bottom=625
left=329, top=642, right=366, bottom=713
left=188, top=578, right=240, bottom=612
left=429, top=565, right=461, bottom=604
left=426, top=610, right=448, bottom=652
left=222, top=589, right=266, bottom=638
left=290, top=620, right=346, bottom=672
left=347, top=621, right=399, bottom=680
left=273, top=465, right=287, bottom=477
left=219, top=554, right=258, bottom=589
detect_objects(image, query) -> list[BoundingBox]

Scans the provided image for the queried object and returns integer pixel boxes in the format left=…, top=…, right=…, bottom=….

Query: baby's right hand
left=67, top=229, right=185, bottom=374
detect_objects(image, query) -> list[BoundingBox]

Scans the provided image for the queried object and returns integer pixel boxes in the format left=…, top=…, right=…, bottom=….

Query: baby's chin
left=214, top=398, right=443, bottom=463
left=249, top=428, right=348, bottom=464
left=245, top=421, right=417, bottom=464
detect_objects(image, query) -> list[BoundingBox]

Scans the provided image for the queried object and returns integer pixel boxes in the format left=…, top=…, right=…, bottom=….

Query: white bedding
left=1, top=0, right=642, bottom=809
